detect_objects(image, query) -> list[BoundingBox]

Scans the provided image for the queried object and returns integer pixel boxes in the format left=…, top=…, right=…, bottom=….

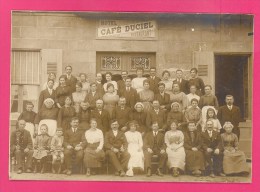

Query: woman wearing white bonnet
left=34, top=98, right=59, bottom=136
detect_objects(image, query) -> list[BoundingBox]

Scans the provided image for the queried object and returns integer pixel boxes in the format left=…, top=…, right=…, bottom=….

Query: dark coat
left=111, top=106, right=131, bottom=128
left=143, top=131, right=166, bottom=152
left=201, top=130, right=221, bottom=151
left=119, top=87, right=140, bottom=110
left=146, top=109, right=167, bottom=131
left=183, top=131, right=202, bottom=151
left=147, top=76, right=161, bottom=94
left=90, top=109, right=110, bottom=133
left=84, top=92, right=103, bottom=110
left=63, top=128, right=85, bottom=148
left=10, top=129, right=33, bottom=152
left=173, top=79, right=189, bottom=94
left=217, top=105, right=241, bottom=128
left=38, top=89, right=56, bottom=111
left=104, top=130, right=128, bottom=150
left=154, top=92, right=171, bottom=110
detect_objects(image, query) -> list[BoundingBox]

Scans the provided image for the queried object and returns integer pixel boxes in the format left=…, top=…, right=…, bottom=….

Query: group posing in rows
left=10, top=66, right=249, bottom=178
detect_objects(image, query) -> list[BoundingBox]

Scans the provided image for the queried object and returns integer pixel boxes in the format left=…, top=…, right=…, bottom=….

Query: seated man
left=104, top=120, right=130, bottom=177
left=10, top=119, right=34, bottom=174
left=143, top=122, right=167, bottom=177
left=201, top=120, right=225, bottom=177
left=63, top=117, right=84, bottom=175
left=111, top=97, right=131, bottom=132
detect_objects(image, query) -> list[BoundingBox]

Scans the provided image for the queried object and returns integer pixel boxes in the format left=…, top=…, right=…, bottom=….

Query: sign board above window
left=96, top=20, right=158, bottom=40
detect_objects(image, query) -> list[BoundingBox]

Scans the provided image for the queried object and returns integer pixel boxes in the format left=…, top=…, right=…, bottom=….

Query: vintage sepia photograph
left=9, top=11, right=253, bottom=182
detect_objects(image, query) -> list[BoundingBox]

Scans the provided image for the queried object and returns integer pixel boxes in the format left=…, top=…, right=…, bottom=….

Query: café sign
left=97, top=20, right=157, bottom=39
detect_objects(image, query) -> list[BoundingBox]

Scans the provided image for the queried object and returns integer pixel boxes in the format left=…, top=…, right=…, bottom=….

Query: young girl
left=202, top=107, right=222, bottom=132
left=50, top=128, right=64, bottom=174
left=32, top=124, right=51, bottom=173
left=165, top=121, right=185, bottom=177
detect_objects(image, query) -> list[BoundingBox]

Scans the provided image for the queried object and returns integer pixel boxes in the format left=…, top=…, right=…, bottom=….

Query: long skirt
left=38, top=119, right=57, bottom=137
left=25, top=122, right=34, bottom=141
left=185, top=150, right=205, bottom=171
left=127, top=143, right=144, bottom=170
left=83, top=143, right=105, bottom=168
left=223, top=150, right=249, bottom=175
left=166, top=147, right=186, bottom=170
left=201, top=106, right=217, bottom=131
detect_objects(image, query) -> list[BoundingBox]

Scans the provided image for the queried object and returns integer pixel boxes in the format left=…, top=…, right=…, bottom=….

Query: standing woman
left=81, top=118, right=105, bottom=176
left=103, top=72, right=118, bottom=94
left=18, top=102, right=37, bottom=141
left=165, top=121, right=185, bottom=177
left=160, top=70, right=173, bottom=95
left=103, top=83, right=119, bottom=117
left=131, top=67, right=147, bottom=93
left=56, top=75, right=71, bottom=109
left=139, top=80, right=154, bottom=113
left=57, top=96, right=76, bottom=131
left=79, top=73, right=90, bottom=94
left=188, top=68, right=205, bottom=96
left=170, top=83, right=188, bottom=112
left=77, top=102, right=91, bottom=130
left=72, top=82, right=87, bottom=113
left=125, top=120, right=144, bottom=176
left=221, top=122, right=249, bottom=176
left=129, top=103, right=148, bottom=136
left=42, top=72, right=59, bottom=90
left=34, top=98, right=59, bottom=137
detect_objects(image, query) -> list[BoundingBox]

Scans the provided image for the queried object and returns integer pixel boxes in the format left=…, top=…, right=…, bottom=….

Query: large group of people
left=10, top=65, right=250, bottom=178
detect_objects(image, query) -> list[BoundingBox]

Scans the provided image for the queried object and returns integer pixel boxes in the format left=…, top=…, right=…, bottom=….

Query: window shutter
left=47, top=62, right=58, bottom=74
left=198, top=65, right=208, bottom=76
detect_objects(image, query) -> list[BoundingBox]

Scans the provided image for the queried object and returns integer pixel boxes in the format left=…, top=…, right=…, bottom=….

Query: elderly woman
left=221, top=122, right=249, bottom=176
left=79, top=73, right=90, bottom=94
left=18, top=102, right=37, bottom=141
left=103, top=83, right=119, bottom=117
left=170, top=83, right=188, bottom=112
left=56, top=75, right=71, bottom=108
left=131, top=67, right=147, bottom=93
left=129, top=102, right=148, bottom=135
left=81, top=118, right=105, bottom=176
left=34, top=98, right=59, bottom=136
left=125, top=120, right=144, bottom=176
left=103, top=72, right=118, bottom=94
left=77, top=102, right=91, bottom=130
left=167, top=102, right=186, bottom=131
left=139, top=80, right=154, bottom=113
left=72, top=82, right=87, bottom=113
left=57, top=96, right=76, bottom=131
left=165, top=120, right=185, bottom=177
left=160, top=70, right=173, bottom=94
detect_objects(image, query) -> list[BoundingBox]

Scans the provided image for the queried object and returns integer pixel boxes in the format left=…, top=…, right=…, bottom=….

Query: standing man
left=84, top=82, right=102, bottom=110
left=147, top=67, right=161, bottom=94
left=119, top=77, right=140, bottom=110
left=217, top=95, right=241, bottom=139
left=64, top=65, right=78, bottom=94
left=201, top=120, right=225, bottom=177
left=10, top=119, right=33, bottom=174
left=90, top=99, right=110, bottom=133
left=143, top=122, right=167, bottom=177
left=154, top=82, right=171, bottom=111
left=104, top=120, right=130, bottom=177
left=63, top=117, right=84, bottom=175
left=117, top=71, right=128, bottom=94
left=173, top=69, right=189, bottom=94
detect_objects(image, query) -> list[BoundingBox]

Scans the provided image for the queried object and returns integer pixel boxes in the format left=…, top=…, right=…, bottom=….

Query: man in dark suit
left=154, top=82, right=171, bottom=111
left=147, top=67, right=161, bottom=94
left=172, top=69, right=189, bottom=94
left=201, top=120, right=225, bottom=177
left=117, top=71, right=128, bottom=94
left=119, top=77, right=139, bottom=110
left=38, top=79, right=56, bottom=111
left=64, top=65, right=78, bottom=94
left=90, top=99, right=110, bottom=133
left=143, top=122, right=167, bottom=177
left=95, top=73, right=105, bottom=95
left=146, top=100, right=167, bottom=132
left=111, top=97, right=131, bottom=132
left=84, top=82, right=103, bottom=110
left=217, top=95, right=241, bottom=139
left=104, top=120, right=130, bottom=177
left=10, top=119, right=33, bottom=174
left=63, top=117, right=84, bottom=175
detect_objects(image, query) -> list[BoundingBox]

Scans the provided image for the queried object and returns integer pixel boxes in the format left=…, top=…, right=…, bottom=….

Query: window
left=10, top=50, right=41, bottom=116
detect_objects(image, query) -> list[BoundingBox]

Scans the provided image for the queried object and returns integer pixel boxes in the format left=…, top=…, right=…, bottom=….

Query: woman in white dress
left=131, top=67, right=147, bottom=93
left=72, top=82, right=87, bottom=113
left=165, top=120, right=186, bottom=177
left=125, top=120, right=144, bottom=176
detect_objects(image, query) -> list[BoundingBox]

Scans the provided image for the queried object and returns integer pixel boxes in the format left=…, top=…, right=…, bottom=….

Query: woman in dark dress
left=34, top=98, right=59, bottom=137
left=188, top=68, right=205, bottom=96
left=167, top=102, right=186, bottom=131
left=77, top=102, right=91, bottom=130
left=56, top=75, right=71, bottom=109
left=184, top=121, right=205, bottom=176
left=57, top=96, right=76, bottom=131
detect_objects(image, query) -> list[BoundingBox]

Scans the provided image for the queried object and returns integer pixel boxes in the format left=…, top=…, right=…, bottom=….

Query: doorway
left=215, top=54, right=251, bottom=120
